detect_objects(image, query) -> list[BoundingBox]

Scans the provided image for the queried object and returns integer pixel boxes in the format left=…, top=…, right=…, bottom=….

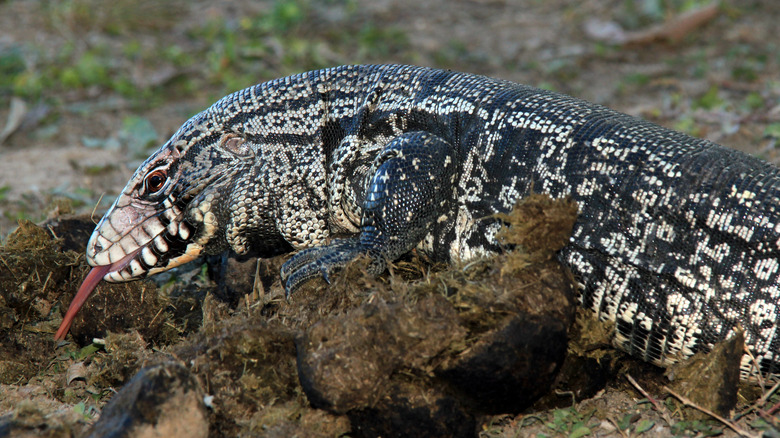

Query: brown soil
left=1, top=0, right=779, bottom=436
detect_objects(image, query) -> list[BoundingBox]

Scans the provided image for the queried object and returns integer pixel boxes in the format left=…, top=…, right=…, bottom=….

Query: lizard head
left=55, top=106, right=259, bottom=340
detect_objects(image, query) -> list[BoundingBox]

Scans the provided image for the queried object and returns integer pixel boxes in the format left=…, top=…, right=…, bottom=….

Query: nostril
left=94, top=241, right=104, bottom=252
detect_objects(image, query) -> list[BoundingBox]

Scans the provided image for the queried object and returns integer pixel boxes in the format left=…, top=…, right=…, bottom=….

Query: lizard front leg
left=281, top=131, right=458, bottom=295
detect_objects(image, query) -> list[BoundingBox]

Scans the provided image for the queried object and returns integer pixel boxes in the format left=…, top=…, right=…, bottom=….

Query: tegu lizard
left=55, top=64, right=780, bottom=380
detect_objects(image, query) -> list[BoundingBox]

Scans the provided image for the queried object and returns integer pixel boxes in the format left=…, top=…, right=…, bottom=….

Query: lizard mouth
left=54, top=207, right=205, bottom=341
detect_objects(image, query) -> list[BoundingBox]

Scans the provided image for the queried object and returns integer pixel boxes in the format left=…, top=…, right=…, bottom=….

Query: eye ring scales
left=145, top=169, right=167, bottom=194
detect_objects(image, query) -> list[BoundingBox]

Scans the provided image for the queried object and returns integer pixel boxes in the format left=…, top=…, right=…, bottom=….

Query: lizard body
left=57, top=65, right=780, bottom=379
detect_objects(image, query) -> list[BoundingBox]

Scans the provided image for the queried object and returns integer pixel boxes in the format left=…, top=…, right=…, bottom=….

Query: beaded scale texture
left=71, top=64, right=779, bottom=379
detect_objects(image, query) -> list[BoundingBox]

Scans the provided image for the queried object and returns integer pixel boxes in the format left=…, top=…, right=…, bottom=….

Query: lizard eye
left=144, top=169, right=168, bottom=194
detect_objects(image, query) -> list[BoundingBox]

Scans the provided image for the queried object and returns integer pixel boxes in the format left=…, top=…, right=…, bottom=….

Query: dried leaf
left=584, top=3, right=719, bottom=46
left=624, top=3, right=720, bottom=45
left=66, top=362, right=88, bottom=385
left=0, top=97, right=27, bottom=145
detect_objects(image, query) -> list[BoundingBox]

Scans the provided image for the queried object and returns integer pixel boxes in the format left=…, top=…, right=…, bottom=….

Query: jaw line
left=55, top=240, right=205, bottom=341
left=105, top=249, right=143, bottom=276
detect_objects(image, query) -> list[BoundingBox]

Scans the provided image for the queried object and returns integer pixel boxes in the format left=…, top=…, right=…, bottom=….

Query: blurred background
left=0, top=0, right=778, bottom=236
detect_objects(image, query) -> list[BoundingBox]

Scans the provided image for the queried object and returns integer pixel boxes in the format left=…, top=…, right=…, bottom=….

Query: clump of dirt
left=1, top=194, right=759, bottom=437
left=0, top=220, right=83, bottom=384
left=87, top=330, right=155, bottom=389
left=288, top=194, right=579, bottom=434
left=0, top=217, right=191, bottom=348
left=665, top=326, right=744, bottom=418
left=0, top=195, right=582, bottom=437
left=0, top=394, right=84, bottom=437
left=496, top=193, right=579, bottom=256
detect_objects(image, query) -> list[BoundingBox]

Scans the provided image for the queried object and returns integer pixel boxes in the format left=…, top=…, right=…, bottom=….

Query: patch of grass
left=744, top=92, right=765, bottom=111
left=692, top=85, right=725, bottom=110
left=83, top=164, right=118, bottom=176
left=43, top=0, right=183, bottom=35
left=669, top=419, right=724, bottom=436
left=72, top=401, right=99, bottom=422
left=617, top=72, right=653, bottom=95
left=254, top=0, right=307, bottom=34
left=673, top=115, right=702, bottom=137
left=765, top=123, right=780, bottom=139
left=356, top=24, right=408, bottom=58
left=9, top=43, right=146, bottom=100
left=2, top=208, right=35, bottom=224
left=185, top=0, right=411, bottom=97
left=541, top=407, right=597, bottom=437
left=0, top=47, right=26, bottom=97
left=7, top=0, right=414, bottom=109
left=7, top=2, right=193, bottom=101
left=726, top=44, right=767, bottom=83
left=69, top=342, right=103, bottom=361
left=59, top=51, right=110, bottom=89
left=623, top=72, right=651, bottom=86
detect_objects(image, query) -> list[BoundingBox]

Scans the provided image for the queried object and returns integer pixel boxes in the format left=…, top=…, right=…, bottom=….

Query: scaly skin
left=57, top=65, right=780, bottom=380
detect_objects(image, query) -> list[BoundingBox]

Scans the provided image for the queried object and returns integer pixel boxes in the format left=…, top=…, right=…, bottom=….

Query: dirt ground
left=1, top=0, right=779, bottom=436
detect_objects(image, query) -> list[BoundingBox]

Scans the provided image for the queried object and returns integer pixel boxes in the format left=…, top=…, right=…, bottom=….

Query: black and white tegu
left=56, top=64, right=780, bottom=380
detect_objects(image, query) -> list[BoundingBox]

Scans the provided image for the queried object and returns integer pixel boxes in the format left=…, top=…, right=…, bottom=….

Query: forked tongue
left=54, top=251, right=139, bottom=341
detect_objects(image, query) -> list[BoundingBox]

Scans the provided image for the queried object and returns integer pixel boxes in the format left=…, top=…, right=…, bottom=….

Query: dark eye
left=145, top=170, right=167, bottom=194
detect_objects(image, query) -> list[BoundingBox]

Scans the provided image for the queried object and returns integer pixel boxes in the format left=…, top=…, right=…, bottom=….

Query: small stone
left=86, top=362, right=208, bottom=438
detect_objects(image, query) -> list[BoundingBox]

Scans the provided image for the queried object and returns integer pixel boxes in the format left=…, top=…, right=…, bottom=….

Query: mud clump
left=293, top=194, right=578, bottom=435
left=0, top=218, right=178, bottom=349
left=69, top=281, right=176, bottom=346
left=1, top=195, right=580, bottom=437
left=170, top=313, right=348, bottom=437
left=297, top=295, right=464, bottom=413
left=0, top=220, right=83, bottom=384
left=665, top=327, right=743, bottom=418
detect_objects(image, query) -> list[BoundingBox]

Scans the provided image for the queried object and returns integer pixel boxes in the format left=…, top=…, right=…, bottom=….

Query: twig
left=626, top=375, right=662, bottom=410
left=607, top=416, right=630, bottom=438
left=663, top=386, right=757, bottom=438
left=626, top=374, right=675, bottom=425
left=91, top=193, right=105, bottom=225
left=768, top=398, right=780, bottom=416
left=758, top=379, right=780, bottom=410
left=743, top=346, right=766, bottom=388
left=148, top=307, right=164, bottom=327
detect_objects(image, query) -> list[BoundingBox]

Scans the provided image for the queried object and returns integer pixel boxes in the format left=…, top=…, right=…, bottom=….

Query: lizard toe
left=281, top=238, right=385, bottom=297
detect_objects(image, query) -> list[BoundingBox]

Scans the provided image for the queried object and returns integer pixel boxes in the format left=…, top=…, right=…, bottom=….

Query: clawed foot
left=280, top=238, right=386, bottom=297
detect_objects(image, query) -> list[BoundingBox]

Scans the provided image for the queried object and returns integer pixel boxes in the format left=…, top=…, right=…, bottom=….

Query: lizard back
left=303, top=65, right=780, bottom=378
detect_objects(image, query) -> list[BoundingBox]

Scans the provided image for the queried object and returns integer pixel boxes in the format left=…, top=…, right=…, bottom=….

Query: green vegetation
left=1, top=1, right=778, bottom=434
left=541, top=407, right=597, bottom=437
left=0, top=0, right=411, bottom=105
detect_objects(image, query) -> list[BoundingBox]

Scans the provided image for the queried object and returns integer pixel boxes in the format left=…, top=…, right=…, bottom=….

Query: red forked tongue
left=54, top=265, right=111, bottom=341
left=54, top=251, right=140, bottom=341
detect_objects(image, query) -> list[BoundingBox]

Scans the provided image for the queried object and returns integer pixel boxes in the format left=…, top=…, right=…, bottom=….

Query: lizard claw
left=280, top=238, right=384, bottom=297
